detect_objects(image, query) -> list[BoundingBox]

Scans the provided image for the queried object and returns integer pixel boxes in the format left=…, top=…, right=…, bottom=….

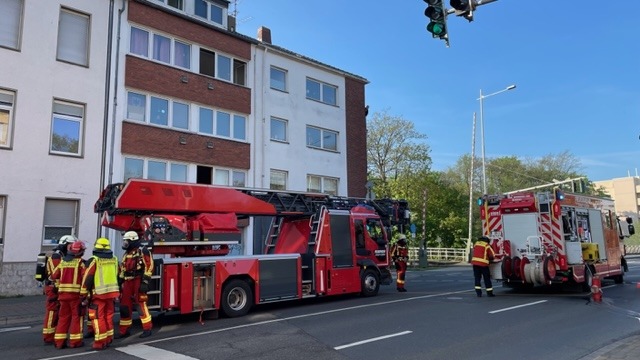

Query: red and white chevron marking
left=539, top=213, right=564, bottom=255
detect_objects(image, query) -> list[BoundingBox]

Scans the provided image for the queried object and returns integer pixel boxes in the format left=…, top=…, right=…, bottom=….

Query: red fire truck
left=479, top=188, right=634, bottom=289
left=94, top=179, right=409, bottom=317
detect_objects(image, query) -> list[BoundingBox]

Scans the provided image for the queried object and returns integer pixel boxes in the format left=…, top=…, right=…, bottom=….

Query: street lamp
left=478, top=84, right=516, bottom=194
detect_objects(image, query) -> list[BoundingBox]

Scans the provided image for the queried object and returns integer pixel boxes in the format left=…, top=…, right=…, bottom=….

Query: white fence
left=407, top=247, right=467, bottom=265
left=627, top=245, right=640, bottom=254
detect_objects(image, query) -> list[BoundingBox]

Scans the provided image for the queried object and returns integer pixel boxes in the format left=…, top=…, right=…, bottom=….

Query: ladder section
left=264, top=216, right=284, bottom=254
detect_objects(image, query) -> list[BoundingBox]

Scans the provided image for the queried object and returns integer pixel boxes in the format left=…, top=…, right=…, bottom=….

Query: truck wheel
left=582, top=266, right=594, bottom=292
left=360, top=268, right=380, bottom=297
left=221, top=279, right=253, bottom=318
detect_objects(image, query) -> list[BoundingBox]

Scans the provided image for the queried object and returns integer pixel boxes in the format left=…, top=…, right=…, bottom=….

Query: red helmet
left=68, top=241, right=86, bottom=257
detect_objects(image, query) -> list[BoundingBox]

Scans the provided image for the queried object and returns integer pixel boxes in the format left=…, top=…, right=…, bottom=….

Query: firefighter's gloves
left=139, top=275, right=152, bottom=294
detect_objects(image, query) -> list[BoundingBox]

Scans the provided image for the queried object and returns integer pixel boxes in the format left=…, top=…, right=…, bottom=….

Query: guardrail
left=626, top=245, right=640, bottom=254
left=407, top=247, right=466, bottom=265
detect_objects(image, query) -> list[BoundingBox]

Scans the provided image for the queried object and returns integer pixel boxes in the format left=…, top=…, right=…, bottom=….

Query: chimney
left=257, top=26, right=272, bottom=44
left=227, top=15, right=236, bottom=32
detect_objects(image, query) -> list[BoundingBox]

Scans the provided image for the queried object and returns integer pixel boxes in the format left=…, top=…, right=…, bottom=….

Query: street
left=2, top=257, right=640, bottom=360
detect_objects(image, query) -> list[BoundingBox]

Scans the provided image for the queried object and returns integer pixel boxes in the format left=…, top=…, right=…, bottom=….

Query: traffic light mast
left=423, top=0, right=500, bottom=47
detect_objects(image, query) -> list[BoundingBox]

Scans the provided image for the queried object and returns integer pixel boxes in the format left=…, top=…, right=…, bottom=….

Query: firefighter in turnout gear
left=391, top=234, right=409, bottom=292
left=50, top=241, right=86, bottom=349
left=80, top=238, right=119, bottom=350
left=38, top=234, right=76, bottom=345
left=471, top=236, right=495, bottom=297
left=118, top=231, right=154, bottom=339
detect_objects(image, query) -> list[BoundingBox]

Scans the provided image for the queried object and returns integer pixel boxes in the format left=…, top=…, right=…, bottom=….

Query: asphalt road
left=4, top=258, right=640, bottom=360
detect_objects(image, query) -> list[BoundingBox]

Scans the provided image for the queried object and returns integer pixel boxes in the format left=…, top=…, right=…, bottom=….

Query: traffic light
left=450, top=0, right=474, bottom=22
left=424, top=0, right=448, bottom=45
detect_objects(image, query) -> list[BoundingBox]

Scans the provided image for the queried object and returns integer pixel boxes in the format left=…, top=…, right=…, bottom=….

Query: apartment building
left=0, top=0, right=368, bottom=295
left=593, top=176, right=640, bottom=223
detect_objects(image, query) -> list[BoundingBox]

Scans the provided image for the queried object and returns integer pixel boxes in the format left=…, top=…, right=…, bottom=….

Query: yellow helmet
left=94, top=237, right=111, bottom=250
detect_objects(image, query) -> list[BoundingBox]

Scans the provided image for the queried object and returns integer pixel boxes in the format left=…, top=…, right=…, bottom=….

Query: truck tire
left=221, top=279, right=253, bottom=318
left=582, top=266, right=594, bottom=292
left=360, top=268, right=380, bottom=297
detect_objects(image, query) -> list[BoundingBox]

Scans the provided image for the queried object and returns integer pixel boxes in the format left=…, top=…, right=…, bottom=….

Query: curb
left=0, top=315, right=41, bottom=327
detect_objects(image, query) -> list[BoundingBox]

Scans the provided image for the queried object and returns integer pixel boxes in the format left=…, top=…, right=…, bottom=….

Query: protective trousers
left=54, top=296, right=83, bottom=348
left=395, top=261, right=407, bottom=290
left=119, top=277, right=152, bottom=335
left=473, top=265, right=494, bottom=297
left=42, top=284, right=59, bottom=343
left=89, top=298, right=115, bottom=349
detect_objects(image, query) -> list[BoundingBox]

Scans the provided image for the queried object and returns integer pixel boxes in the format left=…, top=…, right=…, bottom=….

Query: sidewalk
left=1, top=294, right=639, bottom=359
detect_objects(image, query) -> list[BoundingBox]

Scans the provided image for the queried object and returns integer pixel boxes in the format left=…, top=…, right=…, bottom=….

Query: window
left=217, top=55, right=231, bottom=81
left=306, top=126, right=338, bottom=151
left=172, top=102, right=189, bottom=130
left=153, top=34, right=171, bottom=64
left=125, top=157, right=188, bottom=182
left=0, top=0, right=23, bottom=50
left=199, top=49, right=215, bottom=77
left=124, top=158, right=143, bottom=181
left=126, top=92, right=146, bottom=121
left=270, top=117, right=287, bottom=142
left=214, top=169, right=246, bottom=187
left=170, top=163, right=187, bottom=182
left=168, top=0, right=183, bottom=10
left=174, top=41, right=191, bottom=69
left=43, top=199, right=78, bottom=246
left=130, top=27, right=149, bottom=57
left=57, top=8, right=90, bottom=66
left=148, top=160, right=167, bottom=180
left=270, top=170, right=287, bottom=190
left=0, top=89, right=15, bottom=148
left=306, top=78, right=337, bottom=106
left=0, top=196, right=5, bottom=244
left=194, top=0, right=224, bottom=25
left=199, top=108, right=214, bottom=134
left=150, top=96, right=169, bottom=126
left=51, top=101, right=84, bottom=156
left=232, top=171, right=246, bottom=187
left=216, top=111, right=230, bottom=137
left=233, top=59, right=246, bottom=86
left=214, top=169, right=229, bottom=185
left=233, top=115, right=246, bottom=140
left=270, top=67, right=287, bottom=92
left=307, top=175, right=338, bottom=195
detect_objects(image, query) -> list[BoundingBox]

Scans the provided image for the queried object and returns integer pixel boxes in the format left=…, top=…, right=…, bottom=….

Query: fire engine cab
left=94, top=179, right=409, bottom=318
left=479, top=188, right=634, bottom=289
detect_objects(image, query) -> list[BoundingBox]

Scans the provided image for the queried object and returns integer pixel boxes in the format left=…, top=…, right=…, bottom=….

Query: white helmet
left=59, top=235, right=78, bottom=245
left=123, top=231, right=139, bottom=241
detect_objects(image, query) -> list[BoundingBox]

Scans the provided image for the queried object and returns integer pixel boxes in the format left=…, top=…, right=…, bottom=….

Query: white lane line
left=117, top=344, right=199, bottom=360
left=0, top=326, right=30, bottom=333
left=489, top=300, right=548, bottom=314
left=334, top=331, right=412, bottom=350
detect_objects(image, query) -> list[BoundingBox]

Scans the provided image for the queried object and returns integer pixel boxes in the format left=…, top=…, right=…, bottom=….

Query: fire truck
left=479, top=188, right=634, bottom=290
left=94, top=179, right=409, bottom=318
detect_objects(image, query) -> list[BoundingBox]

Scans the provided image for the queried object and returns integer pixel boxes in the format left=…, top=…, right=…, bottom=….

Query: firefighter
left=40, top=235, right=76, bottom=345
left=391, top=234, right=409, bottom=292
left=117, top=231, right=153, bottom=339
left=50, top=241, right=86, bottom=349
left=80, top=238, right=120, bottom=350
left=471, top=236, right=495, bottom=297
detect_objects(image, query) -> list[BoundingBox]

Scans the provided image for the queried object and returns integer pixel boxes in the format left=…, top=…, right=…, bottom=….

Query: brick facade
left=344, top=77, right=368, bottom=197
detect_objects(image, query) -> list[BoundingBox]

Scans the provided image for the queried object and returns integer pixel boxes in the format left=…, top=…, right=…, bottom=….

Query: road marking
left=334, top=330, right=412, bottom=350
left=117, top=344, right=199, bottom=359
left=141, top=289, right=472, bottom=346
left=0, top=326, right=30, bottom=333
left=489, top=300, right=547, bottom=314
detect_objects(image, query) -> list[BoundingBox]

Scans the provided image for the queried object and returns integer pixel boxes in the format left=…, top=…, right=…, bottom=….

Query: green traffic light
left=427, top=22, right=446, bottom=37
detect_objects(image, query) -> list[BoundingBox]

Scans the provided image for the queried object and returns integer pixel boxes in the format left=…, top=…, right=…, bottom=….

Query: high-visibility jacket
left=50, top=256, right=85, bottom=300
left=119, top=246, right=153, bottom=281
left=81, top=251, right=119, bottom=299
left=471, top=240, right=495, bottom=266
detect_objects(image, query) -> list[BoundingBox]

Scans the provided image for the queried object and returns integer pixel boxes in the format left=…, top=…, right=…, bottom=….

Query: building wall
left=594, top=177, right=640, bottom=222
left=0, top=0, right=110, bottom=295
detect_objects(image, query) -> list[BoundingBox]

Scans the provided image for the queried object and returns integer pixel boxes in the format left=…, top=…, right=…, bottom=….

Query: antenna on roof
left=230, top=0, right=253, bottom=25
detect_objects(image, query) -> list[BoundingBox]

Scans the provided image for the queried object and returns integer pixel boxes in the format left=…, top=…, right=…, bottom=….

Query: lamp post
left=478, top=84, right=516, bottom=194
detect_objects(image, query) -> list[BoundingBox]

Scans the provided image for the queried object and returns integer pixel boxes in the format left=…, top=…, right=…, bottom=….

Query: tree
left=367, top=110, right=431, bottom=198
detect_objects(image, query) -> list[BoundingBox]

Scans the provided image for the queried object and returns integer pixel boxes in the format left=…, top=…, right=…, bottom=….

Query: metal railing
left=407, top=247, right=467, bottom=265
left=626, top=245, right=640, bottom=254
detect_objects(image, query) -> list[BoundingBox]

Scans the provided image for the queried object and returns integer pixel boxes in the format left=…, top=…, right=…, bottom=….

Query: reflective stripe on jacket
left=82, top=254, right=119, bottom=298
left=471, top=241, right=495, bottom=266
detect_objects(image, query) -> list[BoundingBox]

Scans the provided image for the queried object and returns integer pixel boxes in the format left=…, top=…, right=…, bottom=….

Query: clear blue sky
left=236, top=0, right=640, bottom=182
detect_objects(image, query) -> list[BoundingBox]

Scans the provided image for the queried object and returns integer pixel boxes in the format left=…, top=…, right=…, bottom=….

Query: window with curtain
left=0, top=89, right=15, bottom=148
left=232, top=171, right=246, bottom=187
left=130, top=27, right=149, bottom=56
left=270, top=170, right=287, bottom=190
left=150, top=97, right=169, bottom=126
left=153, top=34, right=171, bottom=64
left=174, top=40, right=190, bottom=69
left=56, top=8, right=90, bottom=66
left=0, top=0, right=23, bottom=50
left=126, top=91, right=146, bottom=121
